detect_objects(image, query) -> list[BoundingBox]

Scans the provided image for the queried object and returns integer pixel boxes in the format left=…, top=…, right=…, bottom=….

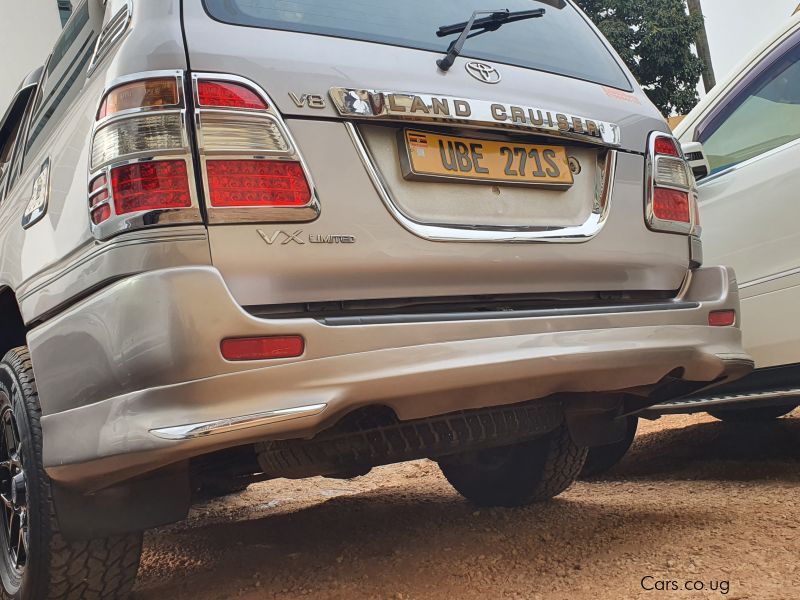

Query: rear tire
left=580, top=416, right=638, bottom=478
left=0, top=347, right=142, bottom=599
left=437, top=422, right=587, bottom=507
left=708, top=403, right=798, bottom=422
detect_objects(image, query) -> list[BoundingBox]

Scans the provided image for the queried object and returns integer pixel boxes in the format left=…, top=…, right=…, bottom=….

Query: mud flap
left=52, top=462, right=191, bottom=540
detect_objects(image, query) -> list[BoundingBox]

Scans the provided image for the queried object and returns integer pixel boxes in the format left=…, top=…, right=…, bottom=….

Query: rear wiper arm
left=436, top=8, right=546, bottom=71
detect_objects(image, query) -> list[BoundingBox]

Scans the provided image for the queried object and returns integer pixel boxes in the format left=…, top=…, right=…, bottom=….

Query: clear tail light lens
left=198, top=113, right=290, bottom=153
left=192, top=74, right=318, bottom=224
left=91, top=113, right=184, bottom=170
left=645, top=132, right=697, bottom=235
left=655, top=156, right=691, bottom=189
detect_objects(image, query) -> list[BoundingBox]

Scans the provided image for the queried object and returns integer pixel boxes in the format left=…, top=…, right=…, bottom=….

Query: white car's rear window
left=203, top=0, right=632, bottom=91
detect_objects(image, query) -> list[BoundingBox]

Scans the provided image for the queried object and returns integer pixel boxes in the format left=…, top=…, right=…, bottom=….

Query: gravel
left=133, top=412, right=799, bottom=600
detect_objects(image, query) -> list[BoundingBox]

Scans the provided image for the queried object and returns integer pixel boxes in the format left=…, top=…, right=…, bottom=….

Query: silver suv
left=0, top=0, right=750, bottom=597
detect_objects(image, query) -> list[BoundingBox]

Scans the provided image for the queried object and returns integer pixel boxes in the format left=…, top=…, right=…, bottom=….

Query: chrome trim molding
left=150, top=403, right=327, bottom=440
left=649, top=388, right=800, bottom=413
left=331, top=88, right=622, bottom=148
left=739, top=266, right=800, bottom=290
left=16, top=227, right=208, bottom=303
left=87, top=0, right=133, bottom=76
left=21, top=158, right=51, bottom=230
left=698, top=136, right=800, bottom=187
left=345, top=122, right=617, bottom=243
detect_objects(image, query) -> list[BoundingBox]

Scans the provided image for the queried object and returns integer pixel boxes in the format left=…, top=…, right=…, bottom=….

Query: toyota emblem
left=465, top=61, right=501, bottom=84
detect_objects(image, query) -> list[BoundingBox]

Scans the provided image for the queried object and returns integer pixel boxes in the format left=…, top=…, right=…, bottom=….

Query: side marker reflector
left=708, top=310, right=736, bottom=327
left=221, top=336, right=305, bottom=361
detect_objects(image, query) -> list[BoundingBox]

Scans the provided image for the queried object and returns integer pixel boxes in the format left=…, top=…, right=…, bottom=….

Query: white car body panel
left=677, top=15, right=800, bottom=369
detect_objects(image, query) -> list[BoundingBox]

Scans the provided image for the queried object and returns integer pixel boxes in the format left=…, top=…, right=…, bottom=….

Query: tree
left=687, top=0, right=716, bottom=92
left=575, top=0, right=704, bottom=115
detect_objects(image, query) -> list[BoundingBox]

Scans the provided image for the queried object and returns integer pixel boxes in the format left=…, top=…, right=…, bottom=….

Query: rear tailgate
left=182, top=0, right=689, bottom=309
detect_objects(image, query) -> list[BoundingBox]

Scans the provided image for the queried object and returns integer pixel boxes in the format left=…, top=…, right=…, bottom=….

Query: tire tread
left=0, top=347, right=141, bottom=600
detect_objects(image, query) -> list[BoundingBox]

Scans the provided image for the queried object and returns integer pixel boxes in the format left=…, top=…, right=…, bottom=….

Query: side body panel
left=694, top=145, right=800, bottom=368
left=0, top=0, right=206, bottom=325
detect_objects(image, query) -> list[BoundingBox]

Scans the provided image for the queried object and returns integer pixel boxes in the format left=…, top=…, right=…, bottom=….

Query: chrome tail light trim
left=191, top=72, right=320, bottom=224
left=644, top=131, right=699, bottom=236
left=87, top=70, right=203, bottom=240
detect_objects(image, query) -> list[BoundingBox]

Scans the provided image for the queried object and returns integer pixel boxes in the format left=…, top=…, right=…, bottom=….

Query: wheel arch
left=0, top=287, right=28, bottom=357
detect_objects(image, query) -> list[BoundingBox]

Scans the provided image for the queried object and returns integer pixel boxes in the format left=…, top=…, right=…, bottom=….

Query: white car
left=670, top=13, right=800, bottom=421
left=582, top=14, right=800, bottom=476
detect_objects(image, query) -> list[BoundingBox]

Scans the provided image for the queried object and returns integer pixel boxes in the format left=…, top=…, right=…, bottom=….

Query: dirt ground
left=133, top=412, right=799, bottom=600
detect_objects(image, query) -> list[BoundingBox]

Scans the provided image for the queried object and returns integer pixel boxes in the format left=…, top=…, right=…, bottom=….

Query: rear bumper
left=29, top=265, right=751, bottom=489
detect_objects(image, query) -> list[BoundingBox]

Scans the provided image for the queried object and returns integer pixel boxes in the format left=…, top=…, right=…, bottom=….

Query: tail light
left=87, top=72, right=201, bottom=239
left=645, top=132, right=699, bottom=236
left=191, top=73, right=319, bottom=224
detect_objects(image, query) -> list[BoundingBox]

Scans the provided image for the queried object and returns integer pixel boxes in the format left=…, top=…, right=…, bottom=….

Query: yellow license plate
left=400, top=130, right=574, bottom=188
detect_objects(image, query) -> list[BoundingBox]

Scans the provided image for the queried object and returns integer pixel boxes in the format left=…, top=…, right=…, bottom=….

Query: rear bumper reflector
left=220, top=335, right=305, bottom=361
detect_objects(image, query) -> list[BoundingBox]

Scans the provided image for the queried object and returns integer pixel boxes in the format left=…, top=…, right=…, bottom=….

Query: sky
left=700, top=0, right=798, bottom=87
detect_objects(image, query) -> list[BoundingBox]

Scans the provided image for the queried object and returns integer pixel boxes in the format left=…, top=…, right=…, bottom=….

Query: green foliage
left=575, top=0, right=704, bottom=115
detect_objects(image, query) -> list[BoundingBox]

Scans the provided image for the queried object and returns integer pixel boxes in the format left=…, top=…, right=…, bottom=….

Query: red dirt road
left=133, top=412, right=800, bottom=600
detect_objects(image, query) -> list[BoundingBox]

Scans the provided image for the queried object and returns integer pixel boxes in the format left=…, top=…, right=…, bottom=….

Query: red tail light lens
left=111, top=160, right=192, bottom=215
left=708, top=310, right=736, bottom=327
left=89, top=189, right=109, bottom=208
left=654, top=136, right=680, bottom=157
left=91, top=204, right=111, bottom=225
left=206, top=160, right=311, bottom=207
left=221, top=336, right=305, bottom=361
left=197, top=81, right=267, bottom=110
left=89, top=174, right=107, bottom=194
left=652, top=188, right=690, bottom=223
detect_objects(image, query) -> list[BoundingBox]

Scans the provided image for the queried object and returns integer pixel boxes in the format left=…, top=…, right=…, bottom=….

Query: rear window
left=202, top=0, right=632, bottom=91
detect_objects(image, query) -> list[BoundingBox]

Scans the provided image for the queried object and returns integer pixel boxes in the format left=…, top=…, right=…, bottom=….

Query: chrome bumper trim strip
left=150, top=403, right=327, bottom=440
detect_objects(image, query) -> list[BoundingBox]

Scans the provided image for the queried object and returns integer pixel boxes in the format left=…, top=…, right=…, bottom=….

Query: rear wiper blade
left=436, top=8, right=546, bottom=71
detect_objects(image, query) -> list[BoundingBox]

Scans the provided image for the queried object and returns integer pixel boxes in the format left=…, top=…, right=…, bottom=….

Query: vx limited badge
left=465, top=62, right=501, bottom=84
left=257, top=229, right=305, bottom=245
left=258, top=229, right=356, bottom=245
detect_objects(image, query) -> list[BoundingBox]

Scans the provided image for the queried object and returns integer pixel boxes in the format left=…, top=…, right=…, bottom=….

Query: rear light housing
left=87, top=70, right=201, bottom=240
left=645, top=132, right=700, bottom=236
left=192, top=73, right=319, bottom=224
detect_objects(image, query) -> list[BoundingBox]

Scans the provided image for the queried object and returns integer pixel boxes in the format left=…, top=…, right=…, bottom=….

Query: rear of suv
left=0, top=0, right=751, bottom=597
